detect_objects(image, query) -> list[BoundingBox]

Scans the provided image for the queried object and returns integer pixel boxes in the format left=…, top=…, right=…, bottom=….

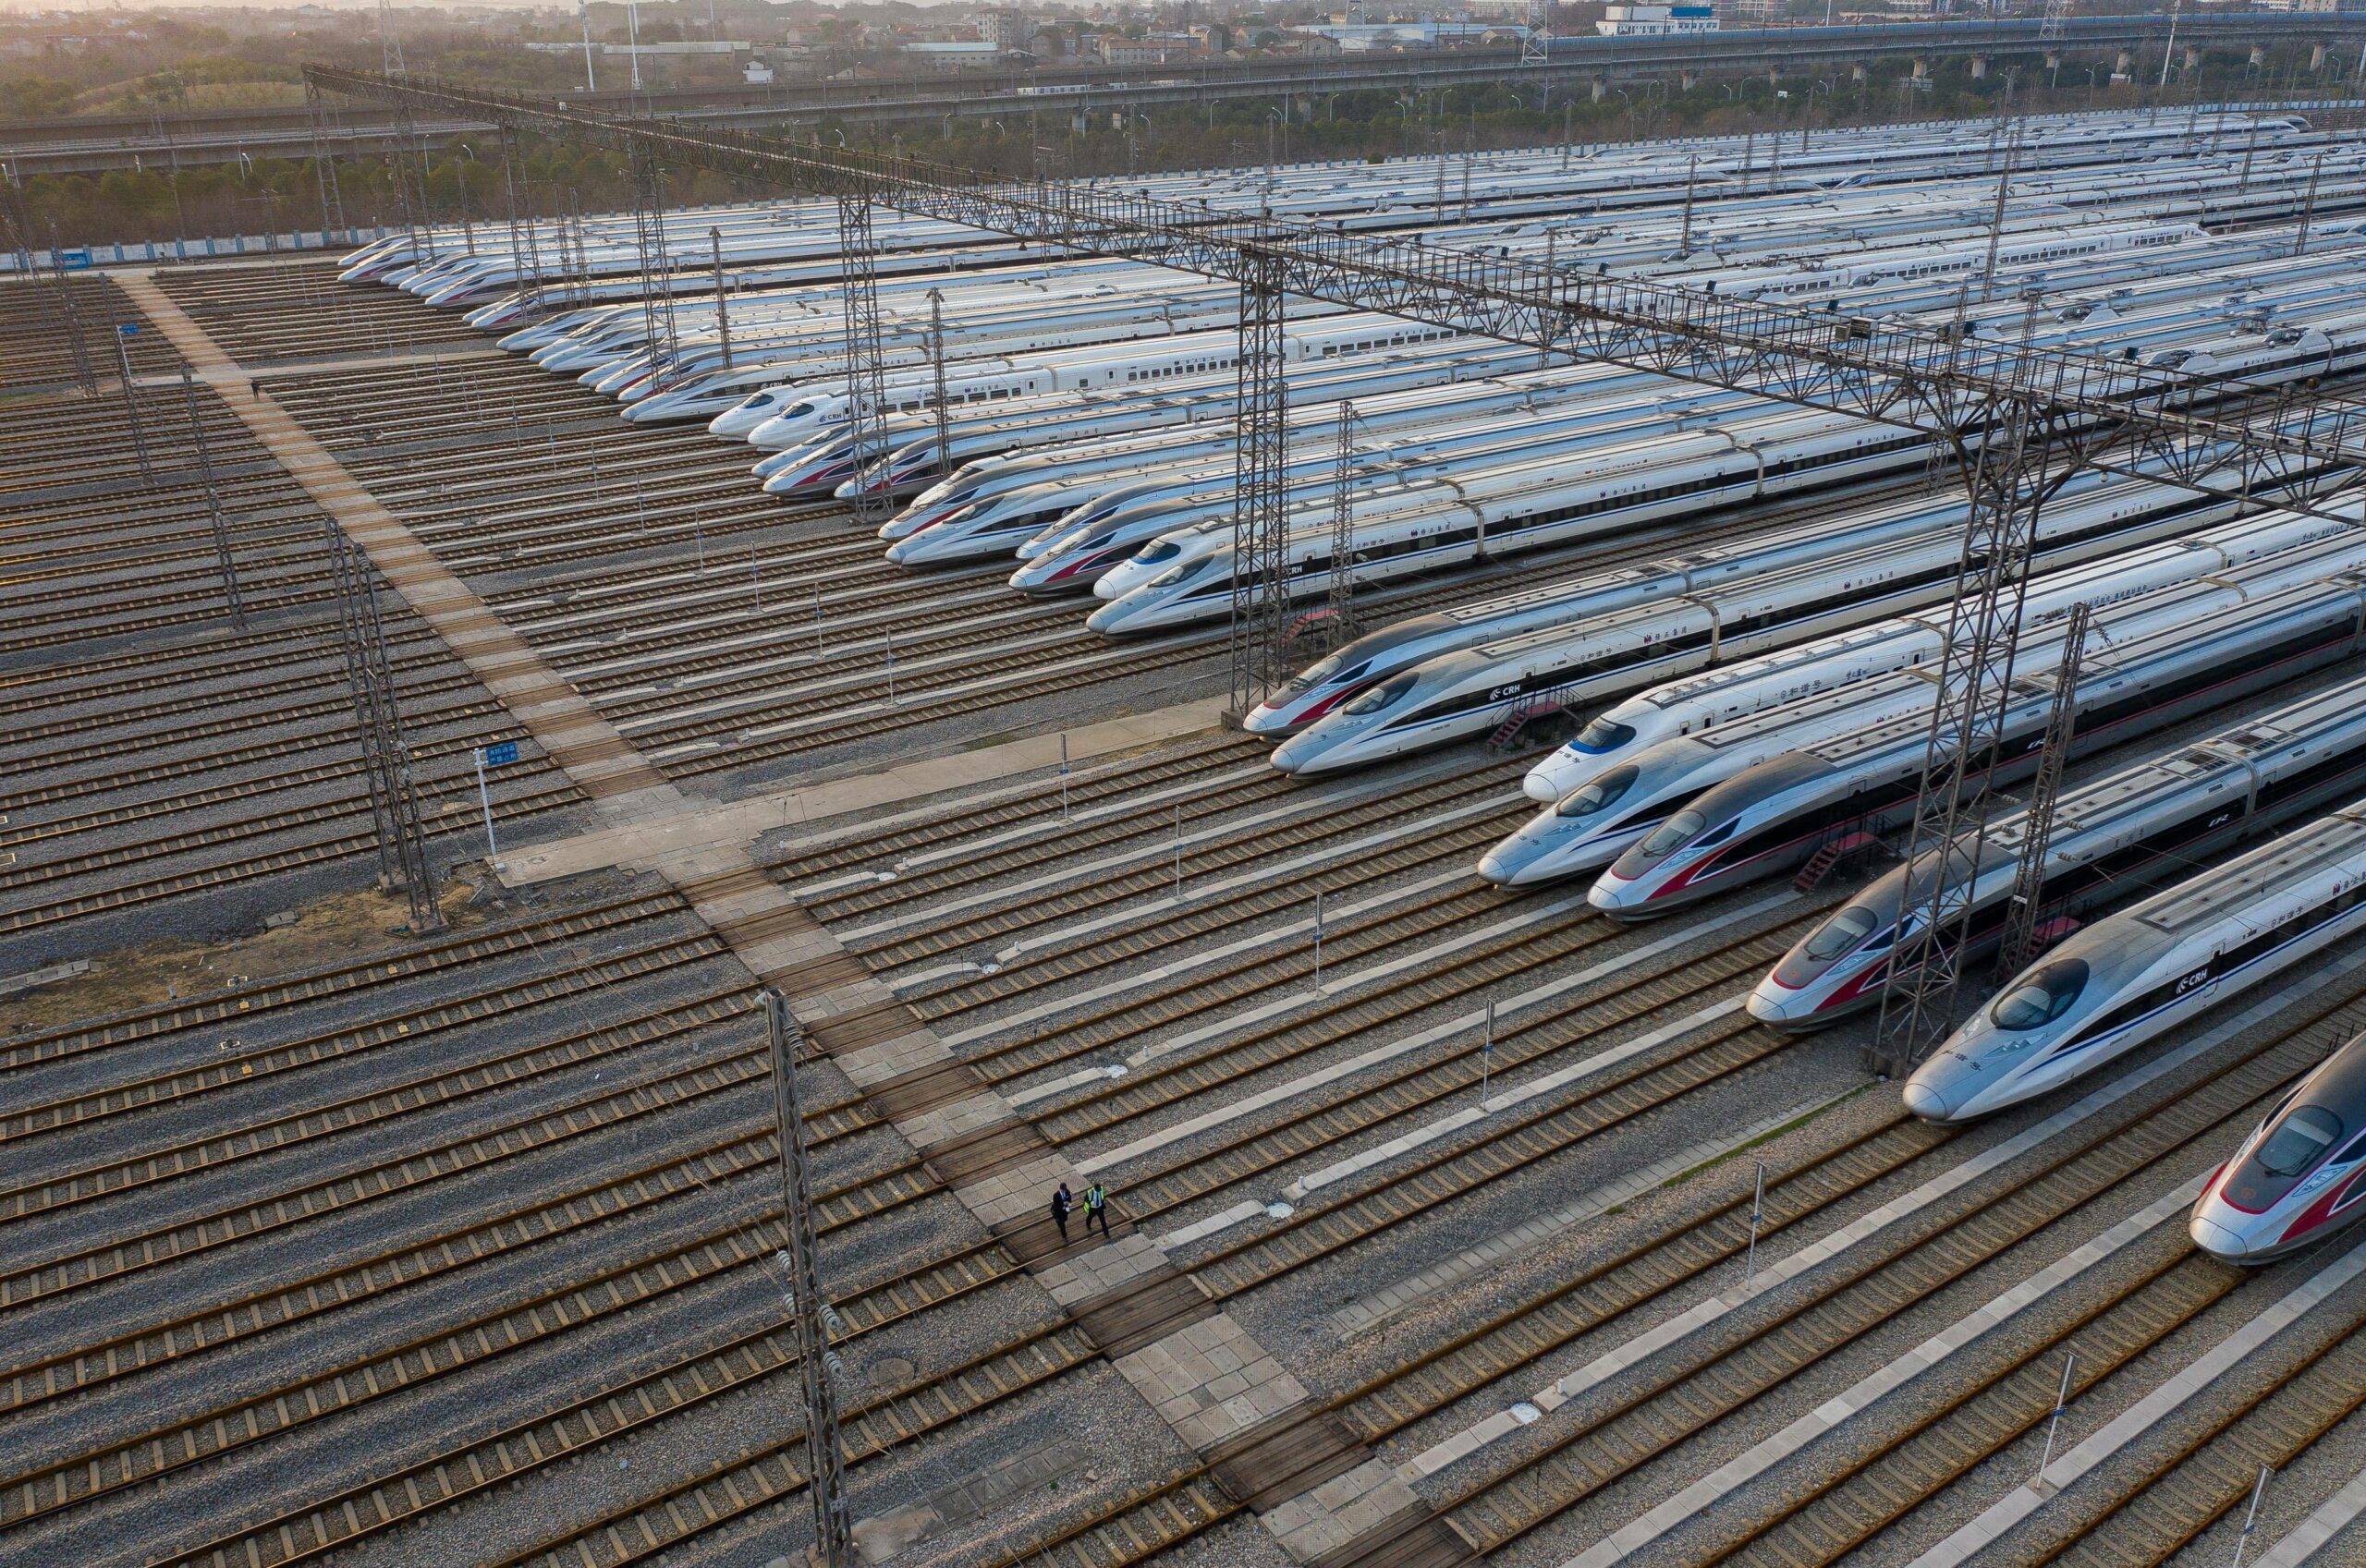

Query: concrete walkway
left=497, top=695, right=1231, bottom=886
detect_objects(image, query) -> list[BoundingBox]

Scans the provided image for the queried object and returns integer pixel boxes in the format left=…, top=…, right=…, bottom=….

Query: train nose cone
left=1267, top=732, right=1321, bottom=774
left=2189, top=1213, right=2251, bottom=1262
left=1585, top=871, right=1651, bottom=918
left=1082, top=602, right=1127, bottom=636
left=1744, top=982, right=1813, bottom=1027
left=1899, top=1078, right=1953, bottom=1121
left=1239, top=704, right=1293, bottom=736
left=1475, top=849, right=1514, bottom=886
left=1523, top=769, right=1566, bottom=804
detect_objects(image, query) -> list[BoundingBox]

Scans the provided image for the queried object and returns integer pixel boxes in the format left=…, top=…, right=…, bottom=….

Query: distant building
left=1596, top=3, right=1718, bottom=32
left=1095, top=33, right=1180, bottom=63
left=903, top=39, right=1006, bottom=67
left=1288, top=20, right=1506, bottom=48
left=971, top=8, right=1030, bottom=52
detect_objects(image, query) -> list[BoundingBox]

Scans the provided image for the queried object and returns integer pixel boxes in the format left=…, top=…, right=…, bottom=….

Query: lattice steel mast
left=836, top=192, right=895, bottom=526
left=1868, top=402, right=2078, bottom=1077
left=627, top=144, right=678, bottom=391
left=764, top=991, right=854, bottom=1567
left=1229, top=250, right=1290, bottom=714
left=1994, top=600, right=2092, bottom=978
left=927, top=286, right=952, bottom=481
left=322, top=524, right=443, bottom=932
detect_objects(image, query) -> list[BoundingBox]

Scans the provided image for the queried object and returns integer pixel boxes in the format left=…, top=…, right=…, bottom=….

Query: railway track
left=4, top=805, right=1823, bottom=1568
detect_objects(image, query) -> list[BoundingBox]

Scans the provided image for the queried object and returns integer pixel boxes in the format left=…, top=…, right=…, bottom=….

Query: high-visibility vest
left=1085, top=1185, right=1105, bottom=1210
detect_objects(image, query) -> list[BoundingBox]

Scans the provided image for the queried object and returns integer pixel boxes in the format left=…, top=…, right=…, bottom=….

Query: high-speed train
left=1750, top=666, right=2366, bottom=1030
left=1589, top=569, right=2366, bottom=919
left=1089, top=412, right=1933, bottom=636
left=1247, top=454, right=2287, bottom=738
left=889, top=387, right=1765, bottom=570
left=1478, top=498, right=2365, bottom=888
left=762, top=343, right=1560, bottom=499
left=2192, top=1026, right=2366, bottom=1265
left=1261, top=458, right=2360, bottom=777
left=868, top=351, right=1636, bottom=528
left=1909, top=796, right=2366, bottom=1128
left=1238, top=476, right=2106, bottom=736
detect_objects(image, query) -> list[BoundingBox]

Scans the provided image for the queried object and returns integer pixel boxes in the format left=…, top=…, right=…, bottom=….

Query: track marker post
left=1311, top=889, right=1323, bottom=992
left=1058, top=732, right=1070, bottom=820
left=2230, top=1465, right=2272, bottom=1568
left=1479, top=999, right=1495, bottom=1108
left=1173, top=803, right=1183, bottom=897
left=1745, top=1160, right=1767, bottom=1282
left=2035, top=1350, right=2075, bottom=1479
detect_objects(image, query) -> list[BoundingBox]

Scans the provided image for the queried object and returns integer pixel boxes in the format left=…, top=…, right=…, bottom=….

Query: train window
left=2258, top=1106, right=2345, bottom=1178
left=1988, top=959, right=2090, bottom=1031
left=1343, top=671, right=1421, bottom=718
left=1571, top=717, right=1636, bottom=754
left=1802, top=905, right=1881, bottom=962
left=1556, top=765, right=1638, bottom=819
left=1638, top=809, right=1707, bottom=859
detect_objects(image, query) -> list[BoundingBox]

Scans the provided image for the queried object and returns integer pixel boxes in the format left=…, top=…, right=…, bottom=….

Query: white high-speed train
left=1911, top=791, right=2366, bottom=1131
left=1267, top=476, right=2357, bottom=780
left=1751, top=665, right=2366, bottom=1031
left=1589, top=570, right=2366, bottom=919
left=1089, top=412, right=1931, bottom=635
left=870, top=357, right=1651, bottom=533
left=891, top=388, right=1765, bottom=569
left=2192, top=1023, right=2366, bottom=1265
left=1478, top=506, right=2363, bottom=889
left=1248, top=459, right=2245, bottom=737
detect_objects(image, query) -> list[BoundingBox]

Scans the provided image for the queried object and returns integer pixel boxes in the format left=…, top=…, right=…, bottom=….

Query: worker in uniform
left=1083, top=1181, right=1111, bottom=1240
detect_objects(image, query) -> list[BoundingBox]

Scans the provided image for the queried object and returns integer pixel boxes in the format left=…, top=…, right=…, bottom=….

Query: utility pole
left=1228, top=249, right=1289, bottom=717
left=710, top=225, right=732, bottom=370
left=2297, top=147, right=2325, bottom=257
left=626, top=144, right=677, bottom=391
left=836, top=192, right=893, bottom=523
left=182, top=368, right=245, bottom=628
left=764, top=991, right=854, bottom=1567
left=1978, top=126, right=2020, bottom=304
left=323, top=523, right=444, bottom=933
left=1677, top=152, right=1698, bottom=254
left=1326, top=398, right=1357, bottom=645
left=927, top=286, right=951, bottom=480
left=116, top=325, right=152, bottom=483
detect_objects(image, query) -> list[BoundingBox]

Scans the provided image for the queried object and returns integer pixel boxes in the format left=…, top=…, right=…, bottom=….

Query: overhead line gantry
left=306, top=64, right=2366, bottom=1074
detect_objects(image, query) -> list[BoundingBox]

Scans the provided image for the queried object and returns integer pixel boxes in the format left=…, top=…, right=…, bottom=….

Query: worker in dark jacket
left=1084, top=1181, right=1111, bottom=1239
left=1050, top=1183, right=1073, bottom=1243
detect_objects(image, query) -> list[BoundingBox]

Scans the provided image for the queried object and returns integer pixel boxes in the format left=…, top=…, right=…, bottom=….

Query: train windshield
left=1144, top=558, right=1213, bottom=591
left=1571, top=717, right=1638, bottom=755
left=1987, top=959, right=2090, bottom=1031
left=1342, top=671, right=1421, bottom=718
left=1803, top=905, right=1882, bottom=962
left=2224, top=1103, right=2349, bottom=1211
left=2258, top=1107, right=2345, bottom=1178
left=1637, top=809, right=1706, bottom=858
left=1555, top=765, right=1638, bottom=819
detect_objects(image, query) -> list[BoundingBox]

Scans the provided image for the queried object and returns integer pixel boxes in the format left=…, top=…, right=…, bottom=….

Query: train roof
left=2131, top=806, right=2366, bottom=935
